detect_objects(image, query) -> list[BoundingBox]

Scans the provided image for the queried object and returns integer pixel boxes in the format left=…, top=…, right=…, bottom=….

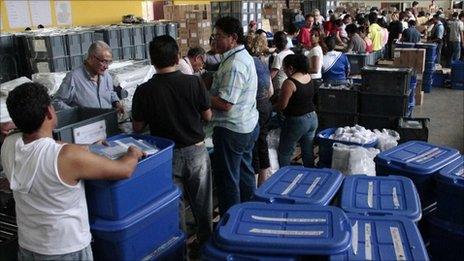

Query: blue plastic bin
left=428, top=213, right=464, bottom=260
left=202, top=240, right=299, bottom=261
left=253, top=166, right=344, bottom=205
left=91, top=186, right=181, bottom=261
left=436, top=156, right=464, bottom=225
left=85, top=134, right=175, bottom=220
left=316, top=128, right=378, bottom=167
left=215, top=202, right=351, bottom=256
left=330, top=214, right=429, bottom=261
left=375, top=141, right=460, bottom=208
left=340, top=175, right=422, bottom=222
left=143, top=232, right=186, bottom=261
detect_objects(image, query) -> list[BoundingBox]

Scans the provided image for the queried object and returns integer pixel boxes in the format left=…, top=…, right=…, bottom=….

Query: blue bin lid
left=253, top=166, right=344, bottom=205
left=215, top=202, right=351, bottom=255
left=90, top=186, right=180, bottom=231
left=202, top=240, right=298, bottom=261
left=330, top=214, right=429, bottom=261
left=437, top=156, right=464, bottom=188
left=340, top=175, right=422, bottom=222
left=375, top=141, right=460, bottom=175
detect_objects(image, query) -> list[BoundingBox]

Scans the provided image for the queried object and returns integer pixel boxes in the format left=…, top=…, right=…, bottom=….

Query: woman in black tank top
left=274, top=54, right=319, bottom=167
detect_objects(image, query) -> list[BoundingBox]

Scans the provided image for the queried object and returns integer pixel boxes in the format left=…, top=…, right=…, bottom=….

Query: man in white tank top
left=1, top=82, right=144, bottom=260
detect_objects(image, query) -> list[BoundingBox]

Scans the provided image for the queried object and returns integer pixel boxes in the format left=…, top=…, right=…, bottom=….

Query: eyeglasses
left=93, top=55, right=112, bottom=66
left=211, top=33, right=230, bottom=40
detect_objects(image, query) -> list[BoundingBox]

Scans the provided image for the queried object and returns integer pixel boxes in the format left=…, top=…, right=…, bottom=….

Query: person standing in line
left=401, top=20, right=422, bottom=43
left=274, top=54, right=318, bottom=168
left=368, top=12, right=384, bottom=60
left=271, top=31, right=294, bottom=100
left=345, top=23, right=367, bottom=53
left=178, top=47, right=206, bottom=75
left=209, top=17, right=259, bottom=216
left=297, top=14, right=315, bottom=49
left=307, top=28, right=324, bottom=88
left=387, top=12, right=403, bottom=58
left=448, top=12, right=464, bottom=64
left=131, top=35, right=213, bottom=250
left=429, top=14, right=445, bottom=64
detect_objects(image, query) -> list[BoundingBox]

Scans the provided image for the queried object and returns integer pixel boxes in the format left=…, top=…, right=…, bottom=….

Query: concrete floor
left=414, top=87, right=464, bottom=153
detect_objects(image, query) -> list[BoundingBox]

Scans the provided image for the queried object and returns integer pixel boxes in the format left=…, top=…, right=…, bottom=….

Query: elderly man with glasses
left=178, top=47, right=206, bottom=75
left=53, top=41, right=123, bottom=113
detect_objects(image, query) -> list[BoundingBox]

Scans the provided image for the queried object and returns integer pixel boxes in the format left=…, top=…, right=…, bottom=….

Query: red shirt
left=297, top=27, right=312, bottom=49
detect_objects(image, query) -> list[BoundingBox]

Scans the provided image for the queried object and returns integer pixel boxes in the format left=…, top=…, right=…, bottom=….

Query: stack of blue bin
left=86, top=134, right=186, bottom=260
left=415, top=43, right=437, bottom=93
left=451, top=60, right=464, bottom=90
left=374, top=141, right=460, bottom=248
left=428, top=156, right=464, bottom=260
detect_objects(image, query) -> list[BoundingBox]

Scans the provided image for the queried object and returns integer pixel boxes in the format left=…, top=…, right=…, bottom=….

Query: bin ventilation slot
left=251, top=215, right=326, bottom=223
left=365, top=223, right=372, bottom=260
left=390, top=226, right=406, bottom=261
left=249, top=228, right=324, bottom=236
left=281, top=173, right=303, bottom=195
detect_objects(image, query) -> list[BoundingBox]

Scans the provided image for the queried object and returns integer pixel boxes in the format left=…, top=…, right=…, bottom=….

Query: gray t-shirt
left=448, top=19, right=464, bottom=42
left=347, top=34, right=366, bottom=54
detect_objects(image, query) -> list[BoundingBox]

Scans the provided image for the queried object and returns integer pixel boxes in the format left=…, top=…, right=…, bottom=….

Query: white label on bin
left=73, top=120, right=107, bottom=144
left=306, top=177, right=321, bottom=195
left=405, top=148, right=439, bottom=163
left=251, top=215, right=326, bottom=223
left=249, top=228, right=324, bottom=236
left=455, top=167, right=464, bottom=177
left=415, top=149, right=443, bottom=163
left=367, top=181, right=374, bottom=208
left=365, top=223, right=373, bottom=260
left=392, top=187, right=400, bottom=209
left=37, top=62, right=50, bottom=73
left=390, top=226, right=406, bottom=261
left=394, top=51, right=401, bottom=58
left=352, top=221, right=359, bottom=255
left=281, top=173, right=303, bottom=195
left=33, top=39, right=47, bottom=52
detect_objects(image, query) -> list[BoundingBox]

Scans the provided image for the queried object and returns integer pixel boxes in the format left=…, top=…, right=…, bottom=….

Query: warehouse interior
left=0, top=0, right=463, bottom=260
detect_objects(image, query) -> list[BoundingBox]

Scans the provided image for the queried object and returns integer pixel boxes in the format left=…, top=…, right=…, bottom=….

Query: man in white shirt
left=178, top=47, right=206, bottom=75
left=1, top=82, right=144, bottom=260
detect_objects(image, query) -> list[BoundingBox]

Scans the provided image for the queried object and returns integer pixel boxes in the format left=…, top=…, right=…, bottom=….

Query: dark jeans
left=252, top=99, right=272, bottom=172
left=278, top=111, right=318, bottom=167
left=212, top=125, right=259, bottom=216
left=436, top=41, right=443, bottom=64
left=450, top=41, right=462, bottom=64
left=19, top=245, right=93, bottom=261
left=173, top=143, right=212, bottom=244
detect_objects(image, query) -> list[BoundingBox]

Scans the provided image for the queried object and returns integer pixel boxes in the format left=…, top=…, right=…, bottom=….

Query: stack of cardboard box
left=393, top=48, right=426, bottom=105
left=178, top=11, right=212, bottom=56
left=210, top=1, right=263, bottom=34
left=263, top=2, right=284, bottom=32
left=288, top=0, right=301, bottom=9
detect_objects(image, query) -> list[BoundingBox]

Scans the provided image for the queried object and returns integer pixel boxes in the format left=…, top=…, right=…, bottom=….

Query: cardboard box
left=189, top=37, right=201, bottom=47
left=393, top=48, right=426, bottom=74
left=415, top=91, right=424, bottom=106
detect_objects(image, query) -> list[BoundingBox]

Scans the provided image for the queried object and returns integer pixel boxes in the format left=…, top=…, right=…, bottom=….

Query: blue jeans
left=173, top=143, right=212, bottom=244
left=18, top=245, right=93, bottom=261
left=450, top=41, right=462, bottom=64
left=212, top=125, right=259, bottom=216
left=278, top=111, right=318, bottom=167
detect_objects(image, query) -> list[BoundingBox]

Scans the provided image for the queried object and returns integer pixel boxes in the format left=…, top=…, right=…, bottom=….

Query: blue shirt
left=210, top=45, right=258, bottom=133
left=253, top=57, right=271, bottom=100
left=322, top=51, right=350, bottom=83
left=52, top=66, right=119, bottom=110
left=432, top=21, right=444, bottom=40
left=402, top=27, right=422, bottom=43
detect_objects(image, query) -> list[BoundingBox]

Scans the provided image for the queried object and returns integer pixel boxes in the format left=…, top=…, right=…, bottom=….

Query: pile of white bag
left=328, top=125, right=377, bottom=145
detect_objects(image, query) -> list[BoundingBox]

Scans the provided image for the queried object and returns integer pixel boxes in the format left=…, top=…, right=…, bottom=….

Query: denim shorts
left=18, top=245, right=93, bottom=261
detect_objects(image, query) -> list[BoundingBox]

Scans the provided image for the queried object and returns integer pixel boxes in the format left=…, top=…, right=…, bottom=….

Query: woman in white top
left=271, top=31, right=294, bottom=99
left=307, top=28, right=324, bottom=87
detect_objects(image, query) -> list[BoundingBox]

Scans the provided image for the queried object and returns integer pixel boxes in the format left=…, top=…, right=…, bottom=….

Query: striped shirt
left=210, top=45, right=258, bottom=133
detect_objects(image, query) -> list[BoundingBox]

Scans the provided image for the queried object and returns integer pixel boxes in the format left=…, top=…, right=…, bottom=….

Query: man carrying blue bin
left=1, top=82, right=144, bottom=260
left=131, top=35, right=213, bottom=258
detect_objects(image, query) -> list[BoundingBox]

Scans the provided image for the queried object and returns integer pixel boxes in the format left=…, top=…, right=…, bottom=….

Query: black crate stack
left=66, top=30, right=94, bottom=70
left=316, top=86, right=358, bottom=131
left=359, top=66, right=414, bottom=130
left=0, top=34, right=19, bottom=83
left=211, top=1, right=263, bottom=33
left=25, top=33, right=69, bottom=73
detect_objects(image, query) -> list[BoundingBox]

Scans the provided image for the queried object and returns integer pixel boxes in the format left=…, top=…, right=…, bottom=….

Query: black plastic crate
left=317, top=87, right=358, bottom=114
left=30, top=57, right=68, bottom=73
left=397, top=117, right=430, bottom=143
left=317, top=111, right=358, bottom=131
left=65, top=32, right=82, bottom=56
left=69, top=55, right=84, bottom=70
left=134, top=45, right=146, bottom=60
left=132, top=25, right=144, bottom=46
left=347, top=53, right=376, bottom=75
left=143, top=24, right=155, bottom=44
left=154, top=23, right=166, bottom=37
left=26, top=35, right=67, bottom=59
left=111, top=48, right=121, bottom=61
left=0, top=34, right=15, bottom=53
left=120, top=27, right=132, bottom=47
left=361, top=66, right=413, bottom=95
left=358, top=114, right=399, bottom=130
left=80, top=31, right=94, bottom=55
left=0, top=213, right=18, bottom=261
left=166, top=23, right=178, bottom=39
left=94, top=27, right=120, bottom=48
left=122, top=46, right=134, bottom=60
left=0, top=54, right=20, bottom=84
left=359, top=92, right=409, bottom=116
left=53, top=107, right=119, bottom=144
left=219, top=1, right=231, bottom=13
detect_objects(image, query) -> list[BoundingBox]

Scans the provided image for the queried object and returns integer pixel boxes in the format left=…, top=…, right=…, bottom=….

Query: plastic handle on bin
left=269, top=197, right=297, bottom=204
